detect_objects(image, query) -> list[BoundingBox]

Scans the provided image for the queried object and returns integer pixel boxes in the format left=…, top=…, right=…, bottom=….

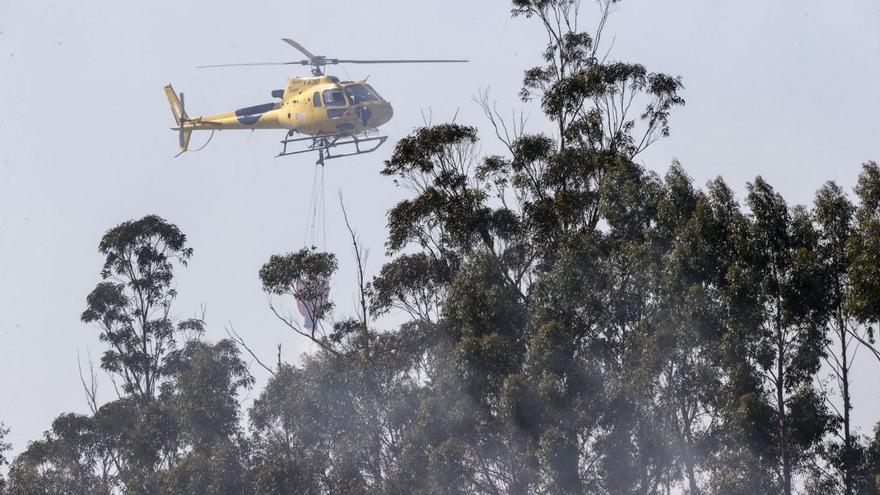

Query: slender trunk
left=777, top=329, right=792, bottom=495
left=686, top=458, right=699, bottom=495
left=509, top=457, right=528, bottom=495
left=560, top=431, right=584, bottom=495
left=680, top=402, right=700, bottom=495
left=141, top=311, right=151, bottom=402
left=839, top=312, right=852, bottom=495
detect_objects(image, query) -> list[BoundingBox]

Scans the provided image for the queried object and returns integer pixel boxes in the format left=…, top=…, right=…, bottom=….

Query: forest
left=2, top=1, right=880, bottom=494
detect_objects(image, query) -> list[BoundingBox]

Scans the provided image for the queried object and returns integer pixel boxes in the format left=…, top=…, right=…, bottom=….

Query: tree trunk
left=680, top=402, right=700, bottom=495
left=839, top=312, right=853, bottom=495
left=686, top=458, right=699, bottom=495
left=778, top=332, right=792, bottom=495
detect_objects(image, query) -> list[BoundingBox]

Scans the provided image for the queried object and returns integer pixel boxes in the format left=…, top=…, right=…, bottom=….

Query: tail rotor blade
left=178, top=92, right=186, bottom=149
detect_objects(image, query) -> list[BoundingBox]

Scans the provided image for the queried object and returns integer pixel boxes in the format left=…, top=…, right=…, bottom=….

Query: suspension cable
left=303, top=153, right=327, bottom=250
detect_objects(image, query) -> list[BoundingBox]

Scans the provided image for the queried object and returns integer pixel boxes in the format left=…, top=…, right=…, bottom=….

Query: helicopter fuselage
left=176, top=76, right=393, bottom=137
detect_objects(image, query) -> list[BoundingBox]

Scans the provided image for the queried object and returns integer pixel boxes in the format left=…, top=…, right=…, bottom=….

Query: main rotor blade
left=197, top=61, right=307, bottom=68
left=335, top=59, right=468, bottom=64
left=281, top=38, right=318, bottom=61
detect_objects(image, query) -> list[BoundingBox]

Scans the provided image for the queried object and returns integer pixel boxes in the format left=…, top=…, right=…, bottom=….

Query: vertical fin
left=166, top=84, right=192, bottom=155
left=164, top=84, right=188, bottom=126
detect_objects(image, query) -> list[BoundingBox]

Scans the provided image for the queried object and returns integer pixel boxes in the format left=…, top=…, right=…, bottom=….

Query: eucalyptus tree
left=639, top=172, right=746, bottom=495
left=247, top=323, right=434, bottom=495
left=259, top=248, right=340, bottom=354
left=154, top=339, right=254, bottom=494
left=367, top=0, right=686, bottom=492
left=256, top=242, right=445, bottom=493
left=811, top=178, right=880, bottom=494
left=512, top=0, right=684, bottom=157
left=850, top=163, right=880, bottom=495
left=849, top=162, right=880, bottom=327
left=726, top=178, right=836, bottom=495
left=813, top=182, right=857, bottom=490
left=6, top=414, right=110, bottom=495
left=871, top=425, right=880, bottom=493
left=813, top=161, right=880, bottom=495
left=6, top=215, right=256, bottom=494
left=80, top=215, right=195, bottom=403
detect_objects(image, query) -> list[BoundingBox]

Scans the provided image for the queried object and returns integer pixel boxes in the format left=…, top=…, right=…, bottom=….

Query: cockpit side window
left=322, top=89, right=347, bottom=107
left=313, top=91, right=321, bottom=107
left=365, top=84, right=383, bottom=100
left=344, top=84, right=378, bottom=104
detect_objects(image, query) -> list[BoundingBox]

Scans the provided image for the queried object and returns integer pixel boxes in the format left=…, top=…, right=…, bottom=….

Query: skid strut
left=277, top=131, right=388, bottom=160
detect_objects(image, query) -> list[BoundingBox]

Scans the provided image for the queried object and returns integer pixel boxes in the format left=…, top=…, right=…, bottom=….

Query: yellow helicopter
left=165, top=39, right=467, bottom=161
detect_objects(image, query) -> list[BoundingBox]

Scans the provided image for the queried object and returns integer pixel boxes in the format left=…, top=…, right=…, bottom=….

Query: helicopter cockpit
left=316, top=84, right=382, bottom=109
left=316, top=84, right=388, bottom=122
left=344, top=84, right=380, bottom=104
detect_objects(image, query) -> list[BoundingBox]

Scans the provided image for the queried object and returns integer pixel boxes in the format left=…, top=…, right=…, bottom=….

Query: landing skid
left=277, top=130, right=388, bottom=163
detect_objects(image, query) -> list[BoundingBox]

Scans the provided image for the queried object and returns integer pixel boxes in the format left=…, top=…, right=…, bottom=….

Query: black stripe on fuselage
left=235, top=103, right=276, bottom=125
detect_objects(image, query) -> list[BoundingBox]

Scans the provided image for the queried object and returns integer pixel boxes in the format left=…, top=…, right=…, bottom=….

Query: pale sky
left=1, top=0, right=879, bottom=457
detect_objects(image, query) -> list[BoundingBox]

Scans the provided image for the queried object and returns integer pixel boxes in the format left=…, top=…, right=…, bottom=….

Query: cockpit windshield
left=365, top=84, right=383, bottom=100
left=344, top=84, right=379, bottom=104
left=322, top=89, right=347, bottom=107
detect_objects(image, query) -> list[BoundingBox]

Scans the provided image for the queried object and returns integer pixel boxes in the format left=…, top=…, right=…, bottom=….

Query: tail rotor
left=178, top=92, right=188, bottom=151
left=164, top=84, right=193, bottom=156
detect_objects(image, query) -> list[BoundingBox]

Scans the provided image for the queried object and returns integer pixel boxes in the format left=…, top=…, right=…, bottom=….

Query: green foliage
left=0, top=422, right=10, bottom=494
left=871, top=423, right=880, bottom=493
left=7, top=414, right=110, bottom=495
left=95, top=215, right=191, bottom=304
left=259, top=247, right=340, bottom=351
left=371, top=253, right=452, bottom=321
left=9, top=319, right=252, bottom=493
left=248, top=324, right=430, bottom=494
left=259, top=248, right=337, bottom=298
left=849, top=162, right=880, bottom=325
left=160, top=339, right=254, bottom=452
left=81, top=215, right=196, bottom=402
left=154, top=441, right=246, bottom=495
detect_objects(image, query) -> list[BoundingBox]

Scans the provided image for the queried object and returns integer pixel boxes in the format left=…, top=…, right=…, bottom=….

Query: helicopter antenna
left=197, top=38, right=468, bottom=76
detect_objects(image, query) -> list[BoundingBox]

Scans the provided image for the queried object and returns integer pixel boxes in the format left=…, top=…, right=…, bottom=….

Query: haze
left=1, top=0, right=879, bottom=457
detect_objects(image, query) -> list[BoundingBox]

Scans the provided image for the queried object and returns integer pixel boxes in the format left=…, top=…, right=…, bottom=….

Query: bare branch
left=77, top=348, right=100, bottom=415
left=339, top=190, right=370, bottom=333
left=846, top=325, right=880, bottom=362
left=475, top=87, right=529, bottom=156
left=269, top=301, right=340, bottom=356
left=226, top=323, right=276, bottom=377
